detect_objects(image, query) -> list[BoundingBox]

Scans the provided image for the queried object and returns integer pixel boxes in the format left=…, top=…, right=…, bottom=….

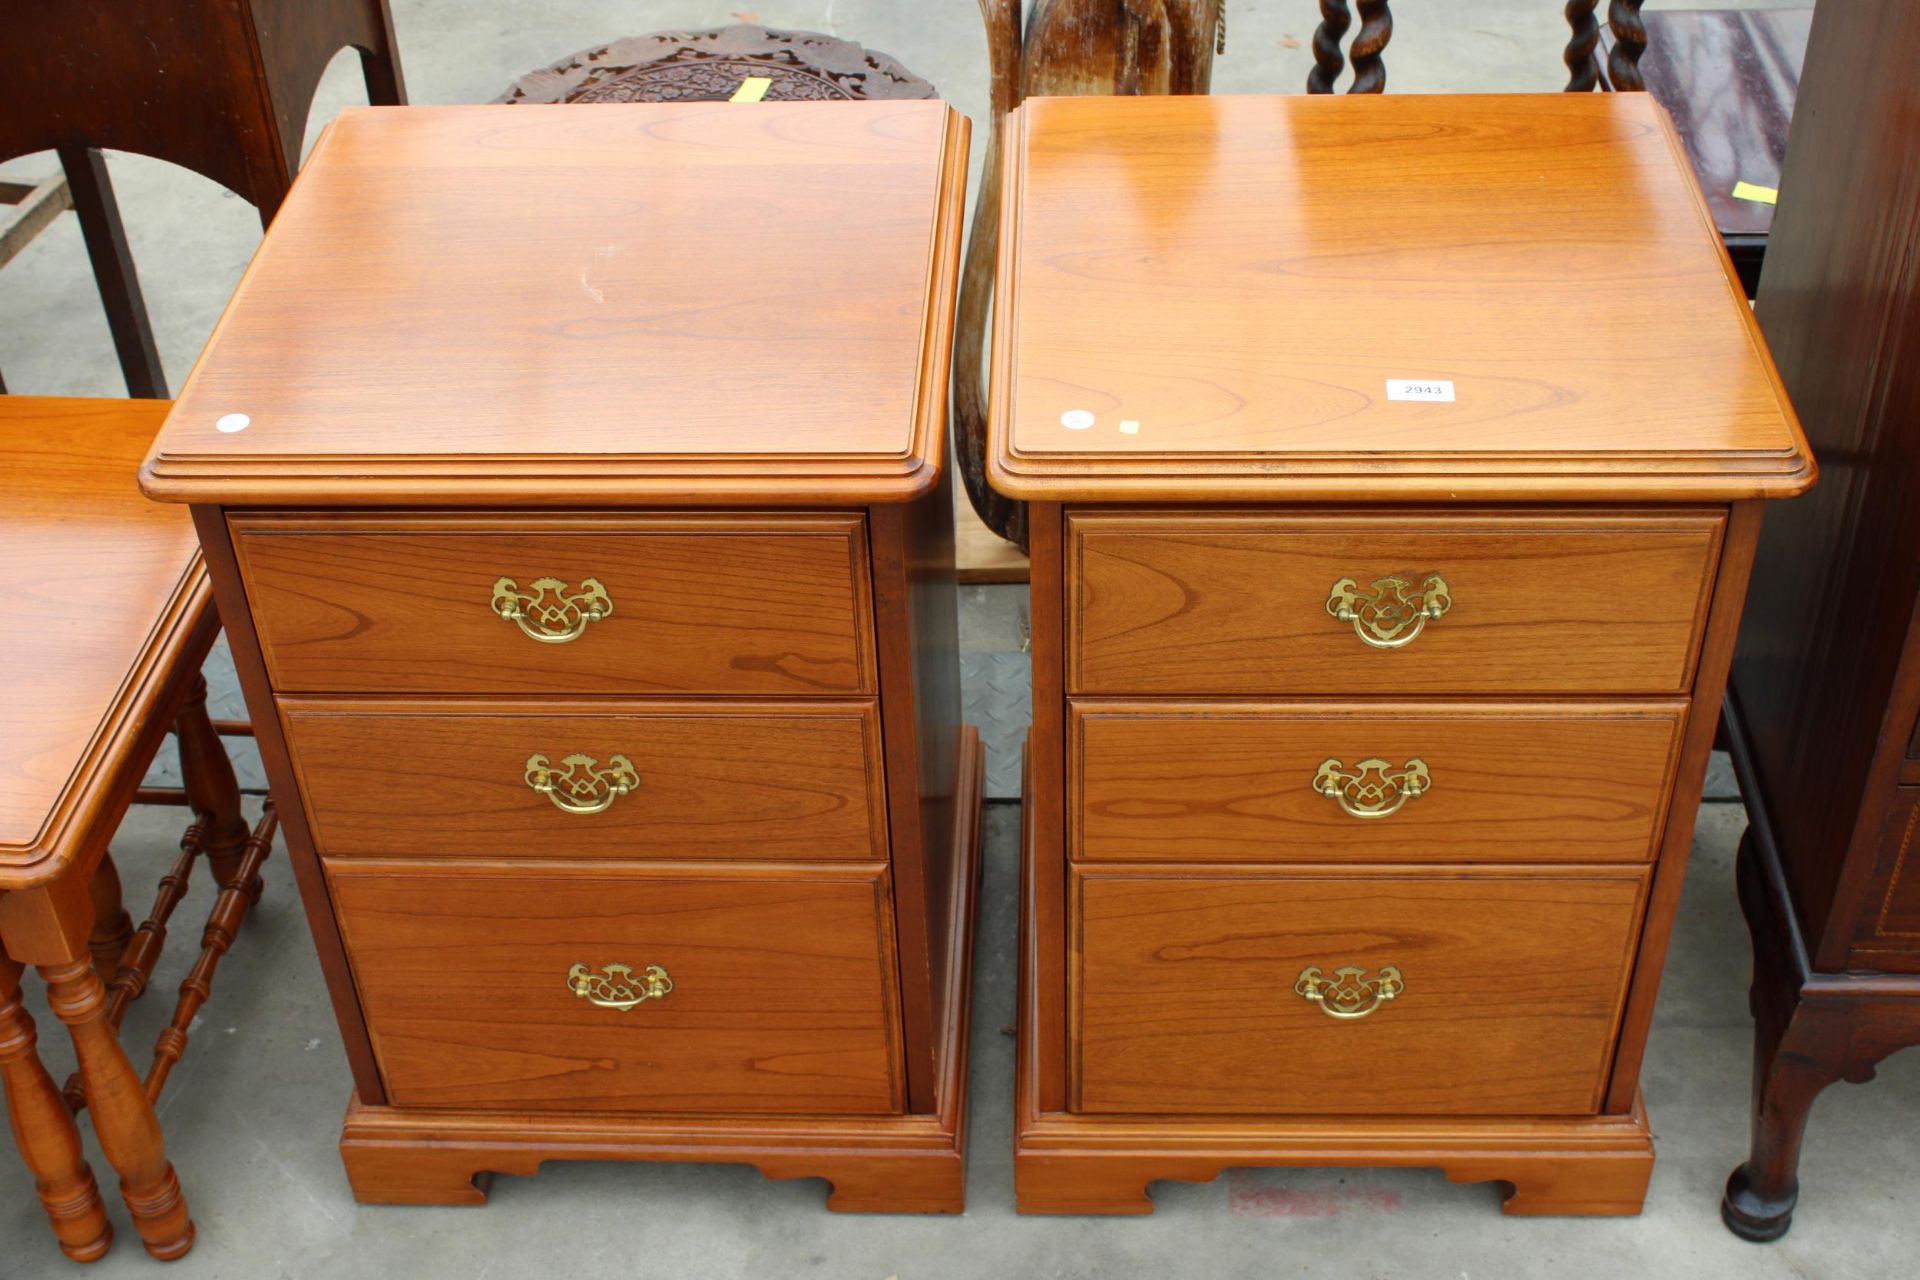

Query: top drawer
left=233, top=513, right=874, bottom=695
left=1069, top=510, right=1723, bottom=696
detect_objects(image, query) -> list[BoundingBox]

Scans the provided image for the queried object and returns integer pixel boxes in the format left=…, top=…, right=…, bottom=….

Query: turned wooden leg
left=0, top=956, right=112, bottom=1261
left=176, top=674, right=254, bottom=902
left=86, top=854, right=134, bottom=982
left=41, top=959, right=194, bottom=1260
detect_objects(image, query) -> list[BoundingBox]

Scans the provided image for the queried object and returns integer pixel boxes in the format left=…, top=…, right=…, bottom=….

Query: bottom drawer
left=328, top=860, right=904, bottom=1114
left=1072, top=867, right=1646, bottom=1116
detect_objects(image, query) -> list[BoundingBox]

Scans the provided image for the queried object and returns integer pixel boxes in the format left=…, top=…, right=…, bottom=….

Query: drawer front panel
left=1073, top=868, right=1646, bottom=1116
left=1072, top=701, right=1686, bottom=864
left=285, top=700, right=886, bottom=861
left=234, top=514, right=873, bottom=695
left=1069, top=511, right=1723, bottom=695
left=329, top=861, right=904, bottom=1114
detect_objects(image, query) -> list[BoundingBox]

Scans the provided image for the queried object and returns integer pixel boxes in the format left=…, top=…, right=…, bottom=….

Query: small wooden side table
left=1, top=398, right=209, bottom=1260
left=141, top=102, right=984, bottom=1211
left=989, top=93, right=1812, bottom=1215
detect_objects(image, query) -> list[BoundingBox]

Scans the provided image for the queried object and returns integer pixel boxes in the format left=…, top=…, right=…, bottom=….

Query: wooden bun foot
left=1721, top=1163, right=1796, bottom=1242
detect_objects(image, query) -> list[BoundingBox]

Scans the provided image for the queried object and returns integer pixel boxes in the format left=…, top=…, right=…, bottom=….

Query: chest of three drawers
left=989, top=93, right=1814, bottom=1216
left=1014, top=503, right=1741, bottom=1213
left=139, top=100, right=982, bottom=1212
left=202, top=504, right=981, bottom=1210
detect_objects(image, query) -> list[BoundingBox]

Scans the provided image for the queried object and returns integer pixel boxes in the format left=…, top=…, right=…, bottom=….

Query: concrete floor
left=8, top=1, right=1913, bottom=1277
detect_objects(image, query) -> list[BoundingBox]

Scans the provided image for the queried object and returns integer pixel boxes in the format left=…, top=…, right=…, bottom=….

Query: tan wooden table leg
left=87, top=855, right=134, bottom=981
left=0, top=954, right=113, bottom=1261
left=177, top=673, right=254, bottom=898
left=41, top=957, right=194, bottom=1259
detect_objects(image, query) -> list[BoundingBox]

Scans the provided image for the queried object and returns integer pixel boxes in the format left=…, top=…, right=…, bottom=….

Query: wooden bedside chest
left=988, top=93, right=1814, bottom=1216
left=139, top=101, right=984, bottom=1211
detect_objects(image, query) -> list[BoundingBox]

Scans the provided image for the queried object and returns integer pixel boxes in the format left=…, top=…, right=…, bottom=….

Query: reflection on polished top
left=141, top=101, right=968, bottom=506
left=988, top=93, right=1813, bottom=502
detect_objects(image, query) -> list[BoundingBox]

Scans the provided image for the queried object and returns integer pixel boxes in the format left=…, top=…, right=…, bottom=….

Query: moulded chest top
left=987, top=93, right=1813, bottom=503
left=142, top=101, right=969, bottom=507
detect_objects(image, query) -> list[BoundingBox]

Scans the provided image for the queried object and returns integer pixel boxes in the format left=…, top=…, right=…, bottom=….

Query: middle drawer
left=1071, top=701, right=1687, bottom=864
left=283, top=699, right=887, bottom=860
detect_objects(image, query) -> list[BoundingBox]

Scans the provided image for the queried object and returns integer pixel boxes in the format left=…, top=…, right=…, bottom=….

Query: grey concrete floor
left=8, top=1, right=1910, bottom=1276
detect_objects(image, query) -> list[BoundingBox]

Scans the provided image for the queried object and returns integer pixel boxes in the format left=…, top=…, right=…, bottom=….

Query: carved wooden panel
left=498, top=25, right=935, bottom=105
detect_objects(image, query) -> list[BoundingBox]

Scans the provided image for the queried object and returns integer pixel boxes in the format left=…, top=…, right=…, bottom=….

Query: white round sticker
left=1060, top=409, right=1095, bottom=431
left=215, top=413, right=252, bottom=433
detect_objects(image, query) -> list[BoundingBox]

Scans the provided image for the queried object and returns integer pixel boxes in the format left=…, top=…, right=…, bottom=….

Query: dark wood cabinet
left=1720, top=0, right=1920, bottom=1243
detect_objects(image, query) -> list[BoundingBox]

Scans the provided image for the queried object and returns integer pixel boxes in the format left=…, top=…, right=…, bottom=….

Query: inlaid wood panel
left=1070, top=510, right=1723, bottom=695
left=1073, top=867, right=1647, bottom=1116
left=232, top=513, right=873, bottom=696
left=284, top=699, right=886, bottom=861
left=328, top=860, right=905, bottom=1114
left=1848, top=787, right=1920, bottom=973
left=1072, top=701, right=1686, bottom=864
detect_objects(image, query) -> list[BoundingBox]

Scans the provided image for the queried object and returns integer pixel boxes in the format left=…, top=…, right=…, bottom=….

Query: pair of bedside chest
left=140, top=92, right=1810, bottom=1218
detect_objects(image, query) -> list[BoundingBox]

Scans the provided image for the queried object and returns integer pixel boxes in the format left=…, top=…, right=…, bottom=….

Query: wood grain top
left=988, top=93, right=1813, bottom=503
left=141, top=102, right=970, bottom=506
left=2, top=398, right=209, bottom=885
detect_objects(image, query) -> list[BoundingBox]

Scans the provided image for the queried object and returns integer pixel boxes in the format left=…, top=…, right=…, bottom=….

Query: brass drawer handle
left=1313, top=756, right=1431, bottom=819
left=1295, top=964, right=1404, bottom=1019
left=525, top=752, right=638, bottom=815
left=568, top=962, right=672, bottom=1011
left=491, top=575, right=612, bottom=643
left=1326, top=574, right=1451, bottom=649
